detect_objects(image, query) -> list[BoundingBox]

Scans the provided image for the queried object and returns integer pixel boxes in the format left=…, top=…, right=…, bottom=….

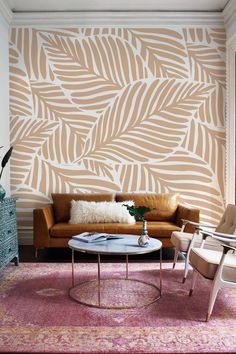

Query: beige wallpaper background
left=9, top=27, right=226, bottom=227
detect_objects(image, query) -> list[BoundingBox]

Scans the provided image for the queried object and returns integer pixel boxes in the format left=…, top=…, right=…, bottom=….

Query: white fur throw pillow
left=69, top=200, right=135, bottom=224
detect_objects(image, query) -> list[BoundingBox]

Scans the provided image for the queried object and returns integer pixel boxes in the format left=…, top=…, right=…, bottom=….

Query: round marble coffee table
left=68, top=234, right=162, bottom=309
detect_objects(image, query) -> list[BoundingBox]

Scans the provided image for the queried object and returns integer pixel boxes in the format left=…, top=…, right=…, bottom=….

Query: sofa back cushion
left=116, top=193, right=180, bottom=221
left=51, top=193, right=115, bottom=223
left=69, top=200, right=135, bottom=224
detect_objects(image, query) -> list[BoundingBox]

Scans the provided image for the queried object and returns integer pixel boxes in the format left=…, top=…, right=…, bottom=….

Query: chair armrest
left=211, top=232, right=236, bottom=244
left=33, top=204, right=55, bottom=248
left=181, top=221, right=217, bottom=241
left=176, top=204, right=200, bottom=233
left=220, top=243, right=236, bottom=252
left=213, top=231, right=236, bottom=239
left=181, top=220, right=216, bottom=229
left=196, top=230, right=236, bottom=248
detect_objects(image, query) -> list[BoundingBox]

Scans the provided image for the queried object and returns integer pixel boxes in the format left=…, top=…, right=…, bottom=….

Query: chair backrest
left=216, top=204, right=236, bottom=234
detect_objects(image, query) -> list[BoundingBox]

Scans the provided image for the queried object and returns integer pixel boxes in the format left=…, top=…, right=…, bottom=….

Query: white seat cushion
left=171, top=231, right=222, bottom=253
left=190, top=248, right=236, bottom=282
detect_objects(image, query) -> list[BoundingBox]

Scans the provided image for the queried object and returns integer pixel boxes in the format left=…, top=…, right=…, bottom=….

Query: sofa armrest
left=176, top=204, right=200, bottom=233
left=33, top=204, right=55, bottom=248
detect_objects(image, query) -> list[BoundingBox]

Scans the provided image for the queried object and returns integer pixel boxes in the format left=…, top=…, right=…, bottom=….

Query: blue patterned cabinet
left=0, top=198, right=19, bottom=268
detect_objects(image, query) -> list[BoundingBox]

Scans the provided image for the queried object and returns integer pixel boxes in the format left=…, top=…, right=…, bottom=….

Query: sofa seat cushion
left=171, top=231, right=222, bottom=253
left=50, top=221, right=181, bottom=238
left=51, top=223, right=108, bottom=237
left=51, top=193, right=115, bottom=223
left=111, top=222, right=181, bottom=237
left=116, top=193, right=180, bottom=221
left=190, top=248, right=236, bottom=282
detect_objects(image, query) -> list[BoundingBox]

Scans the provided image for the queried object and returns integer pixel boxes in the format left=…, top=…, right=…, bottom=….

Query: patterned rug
left=0, top=262, right=236, bottom=353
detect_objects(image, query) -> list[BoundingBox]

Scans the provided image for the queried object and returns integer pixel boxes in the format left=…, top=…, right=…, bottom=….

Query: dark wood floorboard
left=19, top=245, right=181, bottom=263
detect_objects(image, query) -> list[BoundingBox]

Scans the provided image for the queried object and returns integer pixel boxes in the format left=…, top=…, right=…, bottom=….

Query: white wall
left=224, top=0, right=236, bottom=204
left=0, top=5, right=10, bottom=195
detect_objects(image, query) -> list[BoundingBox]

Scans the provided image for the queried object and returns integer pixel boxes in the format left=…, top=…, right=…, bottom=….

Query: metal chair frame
left=189, top=231, right=236, bottom=321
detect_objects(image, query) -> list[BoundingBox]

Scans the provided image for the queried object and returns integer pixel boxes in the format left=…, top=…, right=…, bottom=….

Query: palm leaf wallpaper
left=9, top=27, right=226, bottom=228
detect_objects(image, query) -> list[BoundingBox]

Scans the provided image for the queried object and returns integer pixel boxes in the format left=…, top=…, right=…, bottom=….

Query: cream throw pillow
left=69, top=200, right=135, bottom=224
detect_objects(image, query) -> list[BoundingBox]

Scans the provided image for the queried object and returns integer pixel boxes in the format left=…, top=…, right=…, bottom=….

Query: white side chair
left=189, top=231, right=236, bottom=321
left=171, top=204, right=236, bottom=283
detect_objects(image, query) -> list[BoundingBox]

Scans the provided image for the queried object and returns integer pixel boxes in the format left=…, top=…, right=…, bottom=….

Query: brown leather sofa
left=33, top=192, right=199, bottom=254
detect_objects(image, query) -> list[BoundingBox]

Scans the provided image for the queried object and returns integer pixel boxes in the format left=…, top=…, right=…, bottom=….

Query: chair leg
left=189, top=269, right=198, bottom=296
left=182, top=256, right=190, bottom=283
left=206, top=281, right=220, bottom=322
left=183, top=247, right=192, bottom=283
left=172, top=248, right=179, bottom=269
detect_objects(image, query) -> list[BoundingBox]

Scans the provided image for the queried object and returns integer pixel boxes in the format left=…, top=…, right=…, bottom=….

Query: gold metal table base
left=69, top=249, right=162, bottom=309
left=69, top=277, right=161, bottom=309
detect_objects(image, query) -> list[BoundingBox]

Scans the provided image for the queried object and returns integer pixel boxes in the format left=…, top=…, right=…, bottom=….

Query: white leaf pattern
left=81, top=79, right=214, bottom=163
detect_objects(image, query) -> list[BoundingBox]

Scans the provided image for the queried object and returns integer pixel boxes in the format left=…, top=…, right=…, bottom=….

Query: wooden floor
left=19, top=245, right=178, bottom=263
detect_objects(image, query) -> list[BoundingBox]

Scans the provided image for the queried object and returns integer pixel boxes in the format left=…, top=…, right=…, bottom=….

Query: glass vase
left=138, top=220, right=150, bottom=247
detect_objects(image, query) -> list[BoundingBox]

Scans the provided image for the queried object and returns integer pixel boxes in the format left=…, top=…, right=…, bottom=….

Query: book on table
left=72, top=232, right=124, bottom=243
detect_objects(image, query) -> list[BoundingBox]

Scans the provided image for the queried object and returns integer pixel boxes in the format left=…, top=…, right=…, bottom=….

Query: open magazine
left=72, top=232, right=124, bottom=243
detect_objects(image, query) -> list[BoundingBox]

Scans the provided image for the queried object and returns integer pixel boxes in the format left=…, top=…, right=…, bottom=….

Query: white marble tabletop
left=68, top=234, right=162, bottom=255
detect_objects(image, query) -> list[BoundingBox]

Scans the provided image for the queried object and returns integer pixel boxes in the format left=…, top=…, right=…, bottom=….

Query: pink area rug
left=0, top=262, right=236, bottom=353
